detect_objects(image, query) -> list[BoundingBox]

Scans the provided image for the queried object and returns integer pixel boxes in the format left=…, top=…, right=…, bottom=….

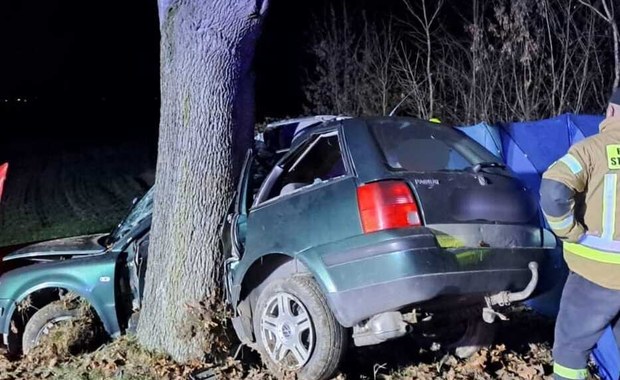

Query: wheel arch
left=238, top=254, right=309, bottom=302
left=3, top=284, right=117, bottom=351
left=233, top=252, right=331, bottom=343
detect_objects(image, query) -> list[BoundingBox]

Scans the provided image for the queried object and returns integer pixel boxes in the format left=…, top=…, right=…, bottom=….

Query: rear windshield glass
left=370, top=119, right=502, bottom=172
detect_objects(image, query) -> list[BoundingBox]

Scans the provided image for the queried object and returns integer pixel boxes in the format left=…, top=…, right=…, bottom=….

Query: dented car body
left=221, top=116, right=557, bottom=378
left=0, top=115, right=558, bottom=378
left=0, top=188, right=152, bottom=353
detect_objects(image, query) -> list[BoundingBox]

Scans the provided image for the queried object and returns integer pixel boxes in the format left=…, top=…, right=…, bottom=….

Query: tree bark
left=137, top=0, right=268, bottom=361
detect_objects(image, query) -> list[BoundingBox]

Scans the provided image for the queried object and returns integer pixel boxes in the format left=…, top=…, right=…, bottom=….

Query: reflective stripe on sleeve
left=553, top=363, right=588, bottom=380
left=601, top=173, right=617, bottom=241
left=546, top=213, right=574, bottom=230
left=559, top=154, right=583, bottom=175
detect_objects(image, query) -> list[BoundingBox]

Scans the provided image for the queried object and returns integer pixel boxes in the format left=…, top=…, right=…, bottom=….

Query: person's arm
left=540, top=146, right=589, bottom=242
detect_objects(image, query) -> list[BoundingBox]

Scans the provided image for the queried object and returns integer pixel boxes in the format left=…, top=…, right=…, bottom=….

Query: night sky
left=0, top=0, right=349, bottom=144
left=0, top=1, right=159, bottom=143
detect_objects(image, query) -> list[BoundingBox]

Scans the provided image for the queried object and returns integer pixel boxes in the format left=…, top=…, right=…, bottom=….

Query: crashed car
left=220, top=116, right=557, bottom=379
left=0, top=187, right=153, bottom=354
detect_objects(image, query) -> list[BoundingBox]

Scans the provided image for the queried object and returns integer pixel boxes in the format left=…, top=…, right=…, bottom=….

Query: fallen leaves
left=0, top=307, right=563, bottom=380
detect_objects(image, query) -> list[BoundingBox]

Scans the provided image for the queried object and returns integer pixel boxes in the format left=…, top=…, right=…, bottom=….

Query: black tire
left=22, top=302, right=79, bottom=354
left=450, top=319, right=497, bottom=359
left=253, top=275, right=347, bottom=380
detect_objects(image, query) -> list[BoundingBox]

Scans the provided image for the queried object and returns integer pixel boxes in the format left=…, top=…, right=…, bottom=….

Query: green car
left=220, top=116, right=556, bottom=379
left=0, top=187, right=153, bottom=355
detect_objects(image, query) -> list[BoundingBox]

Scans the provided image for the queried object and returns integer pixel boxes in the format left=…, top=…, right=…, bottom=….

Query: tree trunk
left=137, top=0, right=268, bottom=362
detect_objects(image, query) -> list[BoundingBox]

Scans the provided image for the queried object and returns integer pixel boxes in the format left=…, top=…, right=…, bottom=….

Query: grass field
left=0, top=138, right=156, bottom=247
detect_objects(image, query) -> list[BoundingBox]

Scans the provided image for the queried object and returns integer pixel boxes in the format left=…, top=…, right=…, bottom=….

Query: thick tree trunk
left=137, top=0, right=268, bottom=361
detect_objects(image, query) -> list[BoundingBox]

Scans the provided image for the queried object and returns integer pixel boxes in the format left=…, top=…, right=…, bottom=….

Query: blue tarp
left=458, top=113, right=619, bottom=380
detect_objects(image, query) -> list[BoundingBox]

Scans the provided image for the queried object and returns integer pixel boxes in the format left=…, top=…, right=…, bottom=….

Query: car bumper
left=0, top=298, right=13, bottom=345
left=317, top=228, right=555, bottom=327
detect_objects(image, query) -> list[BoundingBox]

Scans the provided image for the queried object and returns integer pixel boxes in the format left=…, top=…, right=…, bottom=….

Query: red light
left=357, top=181, right=422, bottom=233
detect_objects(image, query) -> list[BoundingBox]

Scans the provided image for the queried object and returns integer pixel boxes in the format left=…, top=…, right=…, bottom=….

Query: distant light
left=16, top=98, right=21, bottom=102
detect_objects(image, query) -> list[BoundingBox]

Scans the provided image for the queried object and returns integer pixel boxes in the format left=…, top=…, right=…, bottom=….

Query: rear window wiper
left=470, top=162, right=506, bottom=173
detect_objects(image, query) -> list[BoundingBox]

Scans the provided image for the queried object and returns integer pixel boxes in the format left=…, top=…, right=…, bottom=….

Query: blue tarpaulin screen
left=458, top=113, right=618, bottom=380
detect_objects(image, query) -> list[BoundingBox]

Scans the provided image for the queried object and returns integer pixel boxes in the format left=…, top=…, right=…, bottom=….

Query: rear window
left=370, top=119, right=501, bottom=172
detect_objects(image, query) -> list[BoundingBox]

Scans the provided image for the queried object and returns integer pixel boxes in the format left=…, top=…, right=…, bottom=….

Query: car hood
left=3, top=233, right=108, bottom=262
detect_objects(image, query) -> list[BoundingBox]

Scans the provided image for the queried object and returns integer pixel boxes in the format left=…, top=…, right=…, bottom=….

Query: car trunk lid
left=407, top=171, right=538, bottom=226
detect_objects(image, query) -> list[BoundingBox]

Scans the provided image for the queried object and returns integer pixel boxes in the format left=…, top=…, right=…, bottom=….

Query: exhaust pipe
left=483, top=261, right=539, bottom=323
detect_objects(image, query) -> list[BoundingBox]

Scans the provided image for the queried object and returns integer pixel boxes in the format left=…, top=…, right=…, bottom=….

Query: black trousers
left=553, top=271, right=620, bottom=380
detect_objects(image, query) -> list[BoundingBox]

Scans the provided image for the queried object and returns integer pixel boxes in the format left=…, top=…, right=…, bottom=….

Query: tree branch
left=578, top=0, right=610, bottom=21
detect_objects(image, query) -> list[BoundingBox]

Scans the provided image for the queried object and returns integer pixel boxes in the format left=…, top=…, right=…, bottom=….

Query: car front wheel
left=22, top=301, right=79, bottom=354
left=253, top=275, right=346, bottom=380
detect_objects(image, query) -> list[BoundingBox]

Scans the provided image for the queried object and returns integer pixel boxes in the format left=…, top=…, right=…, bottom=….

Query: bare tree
left=137, top=0, right=269, bottom=361
left=303, top=4, right=399, bottom=116
left=304, top=0, right=612, bottom=125
left=401, top=0, right=444, bottom=118
left=579, top=0, right=620, bottom=90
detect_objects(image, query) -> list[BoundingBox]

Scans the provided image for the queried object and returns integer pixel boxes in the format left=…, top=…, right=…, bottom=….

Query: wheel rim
left=35, top=316, right=74, bottom=345
left=260, top=292, right=315, bottom=369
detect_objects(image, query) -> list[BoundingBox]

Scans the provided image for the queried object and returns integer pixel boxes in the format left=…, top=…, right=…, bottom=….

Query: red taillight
left=357, top=181, right=422, bottom=233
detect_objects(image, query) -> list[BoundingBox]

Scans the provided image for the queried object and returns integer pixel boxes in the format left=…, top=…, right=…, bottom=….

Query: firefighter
left=541, top=88, right=620, bottom=380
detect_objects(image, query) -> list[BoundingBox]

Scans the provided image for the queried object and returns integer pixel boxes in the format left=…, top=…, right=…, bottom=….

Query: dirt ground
left=0, top=139, right=156, bottom=247
left=0, top=308, right=597, bottom=380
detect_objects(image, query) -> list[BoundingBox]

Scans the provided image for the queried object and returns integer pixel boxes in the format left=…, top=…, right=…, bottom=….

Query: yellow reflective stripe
left=546, top=213, right=574, bottom=230
left=602, top=174, right=617, bottom=240
left=559, top=154, right=583, bottom=174
left=564, top=242, right=620, bottom=264
left=553, top=363, right=588, bottom=379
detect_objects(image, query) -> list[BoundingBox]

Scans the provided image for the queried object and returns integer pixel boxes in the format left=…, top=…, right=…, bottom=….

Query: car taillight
left=357, top=181, right=422, bottom=233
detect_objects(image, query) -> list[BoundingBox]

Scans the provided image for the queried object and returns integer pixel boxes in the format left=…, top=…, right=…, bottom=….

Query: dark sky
left=0, top=0, right=160, bottom=142
left=0, top=0, right=387, bottom=141
left=0, top=1, right=159, bottom=100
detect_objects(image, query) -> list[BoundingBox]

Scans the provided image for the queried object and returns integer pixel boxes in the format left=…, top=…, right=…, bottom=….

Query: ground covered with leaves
left=0, top=307, right=587, bottom=380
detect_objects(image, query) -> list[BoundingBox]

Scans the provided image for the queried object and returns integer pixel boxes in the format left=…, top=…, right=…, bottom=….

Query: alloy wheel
left=260, top=292, right=315, bottom=369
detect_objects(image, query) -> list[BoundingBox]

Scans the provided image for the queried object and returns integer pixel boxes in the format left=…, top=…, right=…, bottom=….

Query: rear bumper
left=317, top=227, right=555, bottom=327
left=327, top=266, right=537, bottom=327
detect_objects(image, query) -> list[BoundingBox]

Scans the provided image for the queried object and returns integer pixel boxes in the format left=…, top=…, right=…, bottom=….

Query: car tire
left=22, top=301, right=79, bottom=354
left=253, top=275, right=347, bottom=380
left=450, top=319, right=497, bottom=359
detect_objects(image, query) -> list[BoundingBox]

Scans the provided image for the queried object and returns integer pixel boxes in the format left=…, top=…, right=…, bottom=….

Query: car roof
left=260, top=116, right=447, bottom=153
left=261, top=115, right=350, bottom=153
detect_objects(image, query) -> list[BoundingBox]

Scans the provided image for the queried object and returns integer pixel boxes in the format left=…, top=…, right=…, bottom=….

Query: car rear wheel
left=22, top=301, right=79, bottom=354
left=253, top=275, right=347, bottom=380
left=449, top=318, right=497, bottom=359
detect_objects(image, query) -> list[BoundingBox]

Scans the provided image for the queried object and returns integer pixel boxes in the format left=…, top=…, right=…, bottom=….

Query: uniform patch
left=559, top=154, right=583, bottom=174
left=606, top=144, right=620, bottom=169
